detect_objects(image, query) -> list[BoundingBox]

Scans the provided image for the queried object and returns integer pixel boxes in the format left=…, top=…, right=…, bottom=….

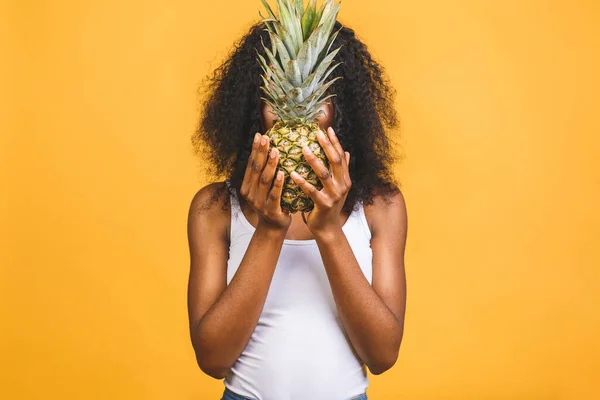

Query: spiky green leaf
left=289, top=86, right=304, bottom=103
left=268, top=30, right=291, bottom=67
left=301, top=46, right=340, bottom=89
left=285, top=59, right=302, bottom=87
left=260, top=37, right=284, bottom=73
left=318, top=0, right=334, bottom=26
left=310, top=0, right=328, bottom=32
left=260, top=0, right=277, bottom=20
left=302, top=61, right=342, bottom=99
left=300, top=1, right=316, bottom=41
left=270, top=21, right=297, bottom=60
left=258, top=59, right=293, bottom=106
left=294, top=0, right=304, bottom=17
left=317, top=1, right=339, bottom=40
left=322, top=26, right=342, bottom=57
left=277, top=0, right=303, bottom=54
left=299, top=76, right=341, bottom=110
left=260, top=44, right=295, bottom=95
left=296, top=37, right=316, bottom=80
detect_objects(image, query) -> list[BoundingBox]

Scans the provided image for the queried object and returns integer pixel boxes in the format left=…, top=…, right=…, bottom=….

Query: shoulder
left=362, top=185, right=407, bottom=239
left=187, top=181, right=231, bottom=241
left=189, top=181, right=230, bottom=211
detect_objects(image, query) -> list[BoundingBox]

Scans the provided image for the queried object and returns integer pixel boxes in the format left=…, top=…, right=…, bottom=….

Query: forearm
left=193, top=224, right=285, bottom=376
left=316, top=229, right=403, bottom=374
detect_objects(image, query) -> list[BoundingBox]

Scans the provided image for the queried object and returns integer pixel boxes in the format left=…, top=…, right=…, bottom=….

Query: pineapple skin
left=266, top=120, right=330, bottom=213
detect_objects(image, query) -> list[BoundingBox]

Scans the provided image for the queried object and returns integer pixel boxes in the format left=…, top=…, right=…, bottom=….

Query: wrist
left=313, top=226, right=345, bottom=243
left=256, top=220, right=288, bottom=240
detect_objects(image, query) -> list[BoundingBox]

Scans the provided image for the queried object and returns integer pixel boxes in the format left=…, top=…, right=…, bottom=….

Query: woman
left=187, top=19, right=407, bottom=400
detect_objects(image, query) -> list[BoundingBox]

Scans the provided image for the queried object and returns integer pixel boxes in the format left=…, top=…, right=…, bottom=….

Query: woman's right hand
left=239, top=133, right=291, bottom=232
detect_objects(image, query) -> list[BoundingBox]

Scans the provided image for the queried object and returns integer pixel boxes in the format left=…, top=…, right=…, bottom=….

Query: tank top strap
left=355, top=200, right=372, bottom=241
left=225, top=180, right=254, bottom=243
left=224, top=179, right=238, bottom=205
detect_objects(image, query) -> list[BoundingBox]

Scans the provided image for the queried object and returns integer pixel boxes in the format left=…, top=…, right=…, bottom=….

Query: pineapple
left=257, top=0, right=342, bottom=213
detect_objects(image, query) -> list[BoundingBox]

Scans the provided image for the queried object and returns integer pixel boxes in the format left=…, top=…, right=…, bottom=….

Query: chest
left=226, top=226, right=373, bottom=313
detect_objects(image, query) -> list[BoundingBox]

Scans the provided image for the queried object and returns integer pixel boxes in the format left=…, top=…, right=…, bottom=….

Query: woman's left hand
left=290, top=126, right=352, bottom=238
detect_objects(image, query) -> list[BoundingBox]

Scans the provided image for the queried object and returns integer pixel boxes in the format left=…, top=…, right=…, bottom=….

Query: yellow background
left=2, top=0, right=599, bottom=398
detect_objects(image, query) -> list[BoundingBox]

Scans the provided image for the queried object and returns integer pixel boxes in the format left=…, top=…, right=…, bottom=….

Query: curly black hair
left=192, top=20, right=402, bottom=214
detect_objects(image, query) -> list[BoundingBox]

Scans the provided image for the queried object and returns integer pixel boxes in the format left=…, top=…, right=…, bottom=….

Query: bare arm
left=290, top=126, right=407, bottom=375
left=187, top=134, right=291, bottom=379
left=314, top=193, right=407, bottom=374
left=187, top=192, right=286, bottom=379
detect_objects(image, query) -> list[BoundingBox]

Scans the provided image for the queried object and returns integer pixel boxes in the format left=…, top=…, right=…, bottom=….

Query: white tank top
left=224, top=184, right=373, bottom=400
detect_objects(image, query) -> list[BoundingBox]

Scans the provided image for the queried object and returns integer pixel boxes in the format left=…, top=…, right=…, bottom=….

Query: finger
left=290, top=171, right=326, bottom=205
left=302, top=144, right=334, bottom=191
left=266, top=169, right=286, bottom=214
left=344, top=151, right=352, bottom=187
left=240, top=132, right=261, bottom=197
left=327, top=127, right=351, bottom=177
left=316, top=128, right=345, bottom=180
left=326, top=127, right=347, bottom=160
left=256, top=147, right=279, bottom=203
left=329, top=127, right=352, bottom=187
left=248, top=134, right=270, bottom=198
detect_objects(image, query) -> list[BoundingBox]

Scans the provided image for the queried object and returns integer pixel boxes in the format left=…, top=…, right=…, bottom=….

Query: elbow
left=367, top=351, right=398, bottom=375
left=200, top=364, right=229, bottom=380
left=367, top=338, right=402, bottom=375
left=191, top=334, right=231, bottom=380
left=195, top=353, right=230, bottom=380
left=368, top=326, right=405, bottom=375
left=367, top=354, right=397, bottom=375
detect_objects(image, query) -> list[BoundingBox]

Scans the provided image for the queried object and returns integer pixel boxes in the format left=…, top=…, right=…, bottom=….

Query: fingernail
left=303, top=146, right=311, bottom=154
left=261, top=136, right=268, bottom=145
left=277, top=171, right=283, bottom=180
left=317, top=130, right=325, bottom=139
left=270, top=148, right=277, bottom=158
left=328, top=127, right=336, bottom=136
left=254, top=133, right=260, bottom=143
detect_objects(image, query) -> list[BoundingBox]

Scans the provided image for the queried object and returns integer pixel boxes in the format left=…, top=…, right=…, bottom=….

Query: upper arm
left=187, top=182, right=230, bottom=344
left=365, top=189, right=408, bottom=328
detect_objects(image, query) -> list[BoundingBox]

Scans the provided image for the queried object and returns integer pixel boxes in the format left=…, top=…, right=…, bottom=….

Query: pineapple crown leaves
left=257, top=0, right=344, bottom=124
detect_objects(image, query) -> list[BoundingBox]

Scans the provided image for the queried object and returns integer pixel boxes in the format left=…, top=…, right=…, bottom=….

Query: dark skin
left=187, top=101, right=408, bottom=379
